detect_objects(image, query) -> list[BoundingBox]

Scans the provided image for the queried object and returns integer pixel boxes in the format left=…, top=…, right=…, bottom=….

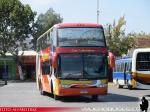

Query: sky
left=21, top=0, right=150, bottom=33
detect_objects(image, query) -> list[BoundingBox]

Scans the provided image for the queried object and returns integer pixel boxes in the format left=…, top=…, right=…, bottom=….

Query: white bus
left=113, top=48, right=150, bottom=89
left=132, top=48, right=150, bottom=89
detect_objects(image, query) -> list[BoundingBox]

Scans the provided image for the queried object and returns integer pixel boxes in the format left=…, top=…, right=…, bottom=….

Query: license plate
left=80, top=89, right=88, bottom=94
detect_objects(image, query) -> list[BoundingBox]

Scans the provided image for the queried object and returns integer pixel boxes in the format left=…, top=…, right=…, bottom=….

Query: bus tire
left=92, top=95, right=98, bottom=101
left=117, top=84, right=123, bottom=88
left=39, top=82, right=46, bottom=95
left=51, top=81, right=54, bottom=94
left=116, top=79, right=123, bottom=88
left=128, top=85, right=132, bottom=90
left=4, top=80, right=7, bottom=85
left=54, top=94, right=59, bottom=100
left=51, top=81, right=59, bottom=100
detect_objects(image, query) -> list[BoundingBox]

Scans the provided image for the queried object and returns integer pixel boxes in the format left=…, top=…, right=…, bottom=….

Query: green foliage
left=32, top=8, right=63, bottom=49
left=0, top=0, right=36, bottom=56
left=105, top=16, right=135, bottom=56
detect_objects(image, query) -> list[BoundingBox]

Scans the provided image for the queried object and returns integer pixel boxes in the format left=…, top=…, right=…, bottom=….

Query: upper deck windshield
left=58, top=27, right=105, bottom=47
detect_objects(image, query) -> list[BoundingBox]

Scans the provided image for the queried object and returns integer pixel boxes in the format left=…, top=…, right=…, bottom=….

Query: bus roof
left=134, top=48, right=150, bottom=53
left=116, top=58, right=132, bottom=64
left=54, top=23, right=103, bottom=28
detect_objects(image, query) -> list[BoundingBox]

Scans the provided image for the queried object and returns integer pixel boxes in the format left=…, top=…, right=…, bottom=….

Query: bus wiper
left=64, top=72, right=82, bottom=78
left=65, top=73, right=73, bottom=78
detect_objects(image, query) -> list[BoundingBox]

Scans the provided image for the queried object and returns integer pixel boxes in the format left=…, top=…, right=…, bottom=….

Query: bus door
left=123, top=63, right=127, bottom=85
left=41, top=61, right=51, bottom=92
left=125, top=62, right=132, bottom=87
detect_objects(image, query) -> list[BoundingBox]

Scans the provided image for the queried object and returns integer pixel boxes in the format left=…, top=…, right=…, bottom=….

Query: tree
left=0, top=0, right=36, bottom=55
left=32, top=8, right=63, bottom=49
left=0, top=0, right=36, bottom=81
left=105, top=16, right=135, bottom=56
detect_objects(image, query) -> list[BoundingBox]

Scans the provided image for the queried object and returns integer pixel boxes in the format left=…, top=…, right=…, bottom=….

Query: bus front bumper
left=57, top=87, right=108, bottom=96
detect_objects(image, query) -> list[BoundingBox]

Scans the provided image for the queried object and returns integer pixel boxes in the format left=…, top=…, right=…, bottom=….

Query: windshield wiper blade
left=64, top=72, right=82, bottom=78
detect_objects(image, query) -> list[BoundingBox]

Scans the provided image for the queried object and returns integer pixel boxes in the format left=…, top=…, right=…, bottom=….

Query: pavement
left=0, top=80, right=149, bottom=112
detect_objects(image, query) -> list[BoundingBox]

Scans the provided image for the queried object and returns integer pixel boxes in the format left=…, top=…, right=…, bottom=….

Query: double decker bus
left=36, top=23, right=108, bottom=100
left=113, top=48, right=150, bottom=89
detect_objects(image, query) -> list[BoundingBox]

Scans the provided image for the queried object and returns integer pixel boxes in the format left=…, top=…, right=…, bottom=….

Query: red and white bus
left=36, top=23, right=108, bottom=100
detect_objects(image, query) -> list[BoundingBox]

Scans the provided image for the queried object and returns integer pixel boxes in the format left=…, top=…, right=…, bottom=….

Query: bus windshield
left=59, top=54, right=107, bottom=79
left=58, top=28, right=105, bottom=47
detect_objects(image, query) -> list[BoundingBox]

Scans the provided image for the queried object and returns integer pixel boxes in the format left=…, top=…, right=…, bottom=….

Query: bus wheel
left=117, top=84, right=123, bottom=88
left=92, top=95, right=98, bottom=101
left=51, top=82, right=59, bottom=100
left=128, top=85, right=133, bottom=90
left=39, top=83, right=46, bottom=95
left=116, top=80, right=123, bottom=88
left=54, top=94, right=59, bottom=100
left=4, top=80, right=7, bottom=85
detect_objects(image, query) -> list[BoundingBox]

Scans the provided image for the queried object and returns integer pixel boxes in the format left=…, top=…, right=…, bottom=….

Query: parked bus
left=36, top=23, right=108, bottom=100
left=113, top=48, right=150, bottom=89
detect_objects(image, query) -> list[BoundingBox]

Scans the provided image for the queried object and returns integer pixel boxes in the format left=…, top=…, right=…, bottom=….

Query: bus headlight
left=95, top=80, right=107, bottom=87
left=61, top=84, right=70, bottom=88
left=97, top=84, right=107, bottom=87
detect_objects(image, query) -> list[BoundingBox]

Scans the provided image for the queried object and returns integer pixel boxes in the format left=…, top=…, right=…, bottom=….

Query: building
left=16, top=51, right=36, bottom=80
left=0, top=51, right=36, bottom=80
left=0, top=54, right=16, bottom=80
left=127, top=38, right=150, bottom=57
left=135, top=38, right=150, bottom=48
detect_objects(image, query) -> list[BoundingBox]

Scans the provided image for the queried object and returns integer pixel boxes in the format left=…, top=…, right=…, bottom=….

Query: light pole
left=97, top=0, right=100, bottom=24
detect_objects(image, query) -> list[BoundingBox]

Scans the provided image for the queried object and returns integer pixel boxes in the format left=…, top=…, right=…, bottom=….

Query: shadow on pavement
left=102, top=93, right=139, bottom=102
left=0, top=83, right=5, bottom=87
left=120, top=87, right=150, bottom=90
left=132, top=88, right=150, bottom=90
left=44, top=93, right=139, bottom=103
left=8, top=80, right=36, bottom=83
left=0, top=81, right=5, bottom=87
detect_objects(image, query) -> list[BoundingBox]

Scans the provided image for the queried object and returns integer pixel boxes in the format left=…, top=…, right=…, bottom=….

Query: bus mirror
left=54, top=68, right=59, bottom=77
left=52, top=54, right=58, bottom=68
left=108, top=52, right=115, bottom=68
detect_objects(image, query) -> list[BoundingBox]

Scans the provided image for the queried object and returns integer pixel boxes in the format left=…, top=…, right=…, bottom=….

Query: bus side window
left=129, top=62, right=132, bottom=73
left=116, top=64, right=120, bottom=72
left=126, top=63, right=129, bottom=72
left=47, top=33, right=51, bottom=46
left=51, top=28, right=57, bottom=52
left=120, top=63, right=124, bottom=72
left=50, top=30, right=53, bottom=64
left=124, top=63, right=126, bottom=72
left=126, top=62, right=132, bottom=74
left=114, top=64, right=116, bottom=72
left=49, top=62, right=52, bottom=75
left=53, top=28, right=57, bottom=47
left=42, top=61, right=50, bottom=75
left=119, top=64, right=121, bottom=72
left=117, top=64, right=121, bottom=72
